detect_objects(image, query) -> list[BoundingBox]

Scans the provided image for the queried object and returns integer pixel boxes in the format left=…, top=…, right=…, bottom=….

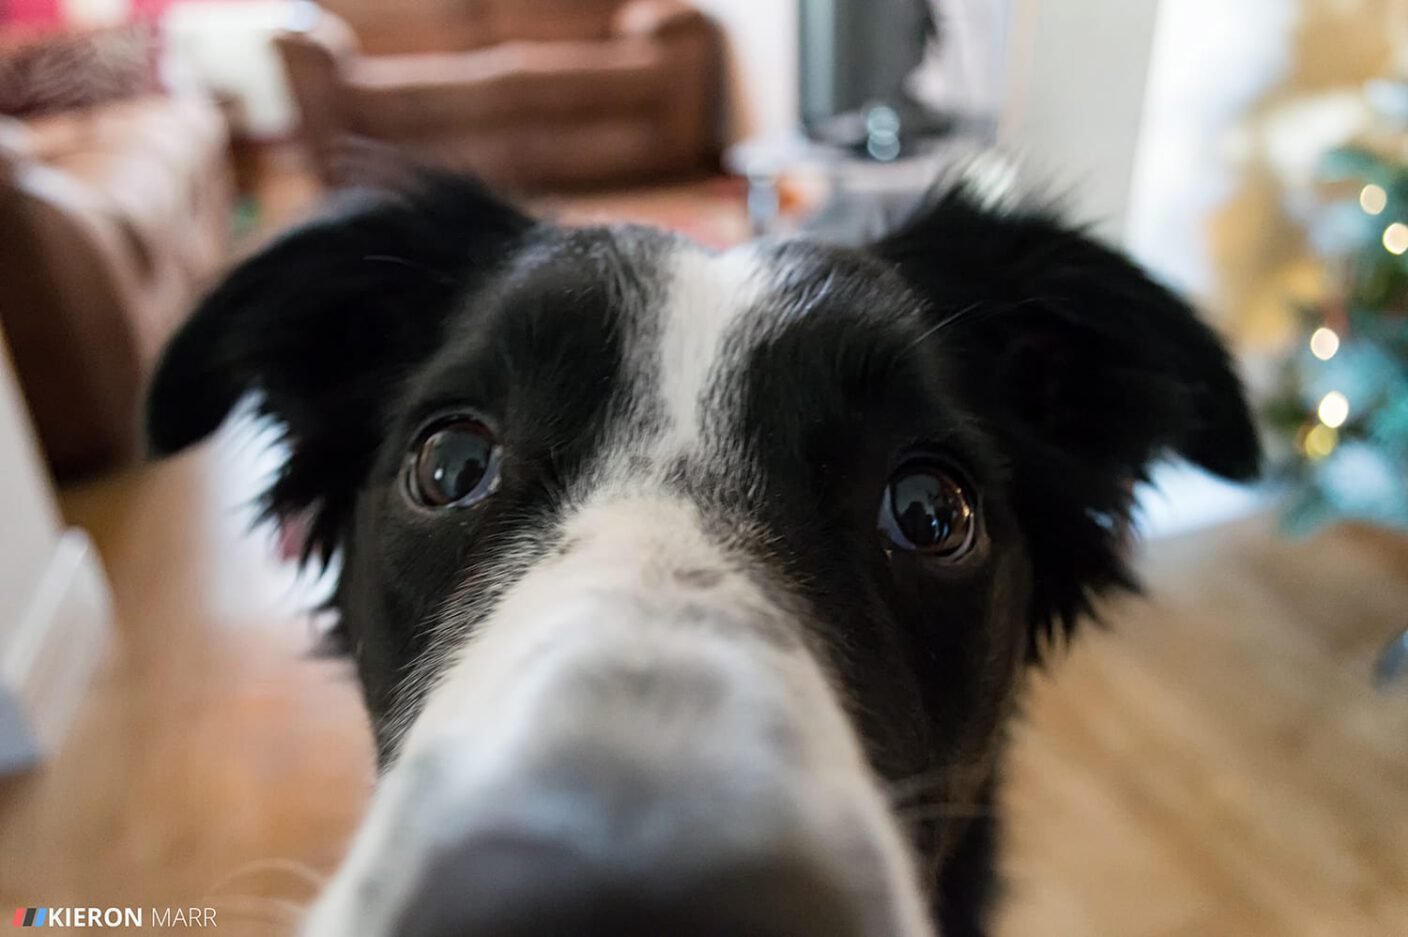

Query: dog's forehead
left=589, top=230, right=925, bottom=478
left=404, top=226, right=933, bottom=493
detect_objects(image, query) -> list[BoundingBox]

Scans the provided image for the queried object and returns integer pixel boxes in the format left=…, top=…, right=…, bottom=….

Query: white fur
left=650, top=245, right=766, bottom=461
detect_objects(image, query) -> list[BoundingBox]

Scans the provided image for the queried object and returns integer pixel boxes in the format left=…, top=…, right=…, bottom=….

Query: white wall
left=1124, top=0, right=1296, bottom=296
left=691, top=0, right=800, bottom=140
left=163, top=1, right=300, bottom=138
left=1123, top=0, right=1390, bottom=342
left=999, top=0, right=1163, bottom=244
left=0, top=342, right=62, bottom=637
left=0, top=337, right=112, bottom=772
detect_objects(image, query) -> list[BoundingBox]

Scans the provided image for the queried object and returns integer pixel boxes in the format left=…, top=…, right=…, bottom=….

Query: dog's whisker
left=205, top=857, right=330, bottom=898
left=202, top=893, right=307, bottom=928
left=901, top=300, right=984, bottom=355
left=361, top=253, right=457, bottom=284
left=886, top=762, right=991, bottom=804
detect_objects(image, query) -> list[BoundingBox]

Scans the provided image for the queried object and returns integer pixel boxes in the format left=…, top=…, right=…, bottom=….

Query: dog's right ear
left=146, top=172, right=534, bottom=561
left=874, top=181, right=1259, bottom=652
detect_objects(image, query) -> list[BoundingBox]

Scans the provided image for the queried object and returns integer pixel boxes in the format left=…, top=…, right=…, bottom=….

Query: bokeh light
left=1303, top=423, right=1339, bottom=460
left=1309, top=327, right=1339, bottom=361
left=1383, top=222, right=1408, bottom=255
left=1359, top=184, right=1387, bottom=215
left=1317, top=390, right=1350, bottom=429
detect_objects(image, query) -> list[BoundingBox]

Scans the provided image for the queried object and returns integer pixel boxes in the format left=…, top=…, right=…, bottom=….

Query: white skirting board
left=0, top=528, right=113, bottom=774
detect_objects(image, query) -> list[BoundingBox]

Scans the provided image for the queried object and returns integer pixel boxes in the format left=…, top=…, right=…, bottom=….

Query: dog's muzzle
left=301, top=496, right=935, bottom=937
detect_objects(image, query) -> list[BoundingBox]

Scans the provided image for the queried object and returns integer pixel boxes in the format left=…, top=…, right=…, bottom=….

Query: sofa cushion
left=347, top=40, right=669, bottom=135
left=321, top=0, right=498, bottom=55
left=490, top=0, right=623, bottom=42
left=0, top=89, right=232, bottom=473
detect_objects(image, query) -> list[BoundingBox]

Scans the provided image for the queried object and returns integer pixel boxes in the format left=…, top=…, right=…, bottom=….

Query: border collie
left=146, top=167, right=1258, bottom=937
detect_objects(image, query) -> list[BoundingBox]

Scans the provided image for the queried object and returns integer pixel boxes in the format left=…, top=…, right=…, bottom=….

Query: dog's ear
left=875, top=186, right=1260, bottom=649
left=147, top=172, right=534, bottom=562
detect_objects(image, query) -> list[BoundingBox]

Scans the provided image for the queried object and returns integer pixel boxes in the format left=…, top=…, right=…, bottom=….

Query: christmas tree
left=1264, top=89, right=1408, bottom=535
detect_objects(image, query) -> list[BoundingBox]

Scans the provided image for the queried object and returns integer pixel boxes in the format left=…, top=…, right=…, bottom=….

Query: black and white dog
left=146, top=167, right=1258, bottom=937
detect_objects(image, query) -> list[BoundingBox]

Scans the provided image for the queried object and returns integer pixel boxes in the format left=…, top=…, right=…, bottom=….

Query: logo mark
left=12, top=908, right=46, bottom=927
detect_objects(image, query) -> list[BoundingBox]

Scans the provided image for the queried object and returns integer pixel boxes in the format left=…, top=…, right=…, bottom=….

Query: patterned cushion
left=0, top=23, right=159, bottom=118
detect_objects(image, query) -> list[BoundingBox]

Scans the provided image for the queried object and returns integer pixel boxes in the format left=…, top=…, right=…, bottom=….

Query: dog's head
left=148, top=172, right=1257, bottom=937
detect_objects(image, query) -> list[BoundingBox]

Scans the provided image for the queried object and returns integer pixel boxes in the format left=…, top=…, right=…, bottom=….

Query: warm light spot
left=1360, top=184, right=1388, bottom=215
left=1317, top=390, right=1350, bottom=429
left=1309, top=327, right=1340, bottom=360
left=1303, top=423, right=1339, bottom=460
left=1384, top=222, right=1408, bottom=255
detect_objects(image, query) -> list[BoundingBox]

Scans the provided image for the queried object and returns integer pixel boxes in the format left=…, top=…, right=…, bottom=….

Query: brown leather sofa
left=275, top=0, right=723, bottom=190
left=0, top=94, right=233, bottom=475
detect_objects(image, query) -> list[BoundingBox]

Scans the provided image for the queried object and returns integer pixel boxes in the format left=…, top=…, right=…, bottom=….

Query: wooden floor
left=1, top=414, right=1404, bottom=935
left=1, top=424, right=372, bottom=934
left=996, top=518, right=1408, bottom=937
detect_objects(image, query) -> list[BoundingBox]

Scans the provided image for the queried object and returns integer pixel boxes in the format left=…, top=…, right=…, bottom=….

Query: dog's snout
left=304, top=496, right=937, bottom=937
left=393, top=830, right=863, bottom=937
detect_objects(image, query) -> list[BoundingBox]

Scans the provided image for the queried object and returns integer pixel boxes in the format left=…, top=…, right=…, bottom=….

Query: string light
left=1384, top=222, right=1408, bottom=255
left=1360, top=184, right=1388, bottom=215
left=1309, top=327, right=1340, bottom=360
left=1303, top=423, right=1339, bottom=460
left=1318, top=390, right=1350, bottom=429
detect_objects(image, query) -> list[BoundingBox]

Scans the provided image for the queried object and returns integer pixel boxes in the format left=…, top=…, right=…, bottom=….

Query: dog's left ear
left=147, top=171, right=534, bottom=563
left=875, top=186, right=1260, bottom=643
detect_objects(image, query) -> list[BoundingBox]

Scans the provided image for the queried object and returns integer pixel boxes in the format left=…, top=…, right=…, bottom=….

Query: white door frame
left=999, top=0, right=1164, bottom=245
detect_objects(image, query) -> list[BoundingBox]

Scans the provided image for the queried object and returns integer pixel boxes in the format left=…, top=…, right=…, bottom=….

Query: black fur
left=148, top=173, right=535, bottom=564
left=147, top=171, right=1259, bottom=936
left=876, top=186, right=1259, bottom=651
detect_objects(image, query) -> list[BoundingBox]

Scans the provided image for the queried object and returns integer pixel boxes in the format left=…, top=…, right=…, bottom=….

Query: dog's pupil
left=891, top=469, right=971, bottom=553
left=415, top=421, right=493, bottom=506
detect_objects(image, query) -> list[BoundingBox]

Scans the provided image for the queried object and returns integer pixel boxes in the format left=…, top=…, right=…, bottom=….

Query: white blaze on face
left=650, top=245, right=767, bottom=462
left=301, top=242, right=937, bottom=937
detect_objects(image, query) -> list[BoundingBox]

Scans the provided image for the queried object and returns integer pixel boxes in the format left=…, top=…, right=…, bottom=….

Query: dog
left=146, top=167, right=1259, bottom=937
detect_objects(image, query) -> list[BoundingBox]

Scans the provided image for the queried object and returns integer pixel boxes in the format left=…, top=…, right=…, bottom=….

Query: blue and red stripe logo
left=12, top=908, right=47, bottom=927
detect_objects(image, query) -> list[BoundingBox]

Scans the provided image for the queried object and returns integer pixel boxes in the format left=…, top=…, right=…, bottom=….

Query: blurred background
left=0, top=0, right=1406, bottom=934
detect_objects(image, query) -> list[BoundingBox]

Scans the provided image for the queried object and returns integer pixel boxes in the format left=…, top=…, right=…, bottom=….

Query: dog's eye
left=879, top=462, right=978, bottom=558
left=408, top=418, right=500, bottom=508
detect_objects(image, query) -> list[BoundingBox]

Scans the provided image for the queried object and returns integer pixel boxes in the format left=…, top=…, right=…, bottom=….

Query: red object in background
left=2, top=0, right=182, bottom=28
left=130, top=0, right=177, bottom=20
left=3, top=0, right=63, bottom=28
